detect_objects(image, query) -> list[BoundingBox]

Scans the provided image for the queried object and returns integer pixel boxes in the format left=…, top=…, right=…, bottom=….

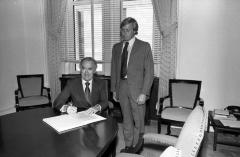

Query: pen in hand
left=67, top=102, right=77, bottom=114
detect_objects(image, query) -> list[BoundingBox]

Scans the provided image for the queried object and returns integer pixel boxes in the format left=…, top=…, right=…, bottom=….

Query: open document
left=43, top=111, right=106, bottom=134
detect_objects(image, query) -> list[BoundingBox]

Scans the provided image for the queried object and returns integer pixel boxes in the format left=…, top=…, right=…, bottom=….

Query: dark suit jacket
left=111, top=38, right=154, bottom=101
left=54, top=77, right=108, bottom=111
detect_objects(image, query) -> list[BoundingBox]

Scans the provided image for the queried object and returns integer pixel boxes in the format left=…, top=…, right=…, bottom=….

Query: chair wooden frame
left=157, top=79, right=203, bottom=134
left=15, top=74, right=52, bottom=112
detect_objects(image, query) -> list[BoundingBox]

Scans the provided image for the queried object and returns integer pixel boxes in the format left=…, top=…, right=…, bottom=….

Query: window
left=123, top=0, right=153, bottom=47
left=122, top=0, right=161, bottom=66
left=62, top=0, right=161, bottom=75
left=73, top=0, right=103, bottom=71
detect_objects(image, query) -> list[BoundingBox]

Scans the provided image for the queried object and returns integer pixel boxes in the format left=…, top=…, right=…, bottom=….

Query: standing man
left=54, top=57, right=108, bottom=115
left=111, top=17, right=154, bottom=153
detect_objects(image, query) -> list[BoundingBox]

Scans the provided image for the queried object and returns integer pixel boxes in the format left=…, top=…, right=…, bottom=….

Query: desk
left=0, top=108, right=118, bottom=157
left=207, top=111, right=240, bottom=151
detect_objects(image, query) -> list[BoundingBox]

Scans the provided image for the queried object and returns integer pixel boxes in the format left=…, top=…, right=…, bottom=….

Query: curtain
left=151, top=0, right=178, bottom=99
left=45, top=0, right=67, bottom=99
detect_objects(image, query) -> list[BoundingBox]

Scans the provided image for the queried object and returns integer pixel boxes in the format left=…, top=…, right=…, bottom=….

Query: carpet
left=116, top=120, right=240, bottom=157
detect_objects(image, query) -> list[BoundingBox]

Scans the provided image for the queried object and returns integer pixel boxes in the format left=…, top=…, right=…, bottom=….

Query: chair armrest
left=160, top=146, right=182, bottom=157
left=15, top=89, right=19, bottom=95
left=43, top=87, right=50, bottom=94
left=199, top=98, right=204, bottom=107
left=195, top=97, right=204, bottom=107
left=43, top=87, right=51, bottom=97
left=15, top=89, right=22, bottom=112
left=160, top=95, right=170, bottom=104
left=156, top=95, right=170, bottom=115
left=105, top=101, right=114, bottom=117
left=43, top=87, right=52, bottom=106
left=143, top=133, right=178, bottom=147
left=108, top=101, right=114, bottom=109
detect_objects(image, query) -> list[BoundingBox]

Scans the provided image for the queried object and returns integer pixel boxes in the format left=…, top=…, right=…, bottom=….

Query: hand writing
left=67, top=106, right=77, bottom=114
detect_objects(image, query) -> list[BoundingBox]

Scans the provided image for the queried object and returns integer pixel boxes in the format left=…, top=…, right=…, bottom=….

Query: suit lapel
left=91, top=78, right=97, bottom=106
left=128, top=38, right=139, bottom=66
left=117, top=42, right=124, bottom=71
left=78, top=78, right=85, bottom=96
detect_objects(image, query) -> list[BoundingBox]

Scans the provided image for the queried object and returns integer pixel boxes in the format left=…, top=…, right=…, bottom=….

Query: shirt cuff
left=95, top=104, right=101, bottom=112
left=60, top=105, right=69, bottom=112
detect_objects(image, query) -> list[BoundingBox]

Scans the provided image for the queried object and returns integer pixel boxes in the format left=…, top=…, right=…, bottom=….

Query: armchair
left=15, top=74, right=52, bottom=112
left=117, top=105, right=205, bottom=157
left=157, top=79, right=203, bottom=134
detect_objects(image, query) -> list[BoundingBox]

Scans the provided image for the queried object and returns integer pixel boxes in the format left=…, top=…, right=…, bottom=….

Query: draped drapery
left=45, top=0, right=68, bottom=99
left=151, top=0, right=178, bottom=99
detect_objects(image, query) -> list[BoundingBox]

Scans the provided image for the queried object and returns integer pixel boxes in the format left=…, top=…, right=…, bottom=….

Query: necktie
left=85, top=82, right=91, bottom=104
left=121, top=42, right=129, bottom=79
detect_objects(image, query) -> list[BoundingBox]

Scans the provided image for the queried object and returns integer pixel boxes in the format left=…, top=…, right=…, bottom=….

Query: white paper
left=220, top=119, right=240, bottom=128
left=214, top=109, right=229, bottom=116
left=214, top=114, right=236, bottom=121
left=43, top=111, right=106, bottom=134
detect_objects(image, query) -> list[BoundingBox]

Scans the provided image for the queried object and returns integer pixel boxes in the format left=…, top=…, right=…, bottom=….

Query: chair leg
left=157, top=119, right=162, bottom=134
left=15, top=105, right=20, bottom=112
left=167, top=125, right=171, bottom=135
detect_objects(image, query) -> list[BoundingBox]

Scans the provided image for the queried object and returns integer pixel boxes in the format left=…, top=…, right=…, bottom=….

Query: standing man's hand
left=137, top=94, right=146, bottom=105
left=113, top=92, right=119, bottom=102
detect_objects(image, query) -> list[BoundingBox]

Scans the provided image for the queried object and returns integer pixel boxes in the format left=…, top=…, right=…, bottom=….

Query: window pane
left=75, top=63, right=102, bottom=72
left=74, top=1, right=103, bottom=72
left=97, top=63, right=103, bottom=71
left=70, top=0, right=160, bottom=74
left=94, top=3, right=103, bottom=61
left=123, top=0, right=153, bottom=48
left=74, top=4, right=92, bottom=60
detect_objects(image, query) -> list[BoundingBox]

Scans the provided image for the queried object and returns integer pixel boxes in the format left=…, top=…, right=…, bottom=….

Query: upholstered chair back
left=18, top=75, right=43, bottom=97
left=170, top=80, right=201, bottom=108
left=175, top=105, right=205, bottom=157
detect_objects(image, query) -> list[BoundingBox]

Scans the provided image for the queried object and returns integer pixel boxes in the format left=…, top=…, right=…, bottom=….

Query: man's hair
left=120, top=17, right=138, bottom=35
left=80, top=57, right=97, bottom=69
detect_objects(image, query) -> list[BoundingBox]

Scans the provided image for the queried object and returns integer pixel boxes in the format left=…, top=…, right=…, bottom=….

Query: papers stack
left=214, top=109, right=238, bottom=121
left=43, top=111, right=106, bottom=134
left=220, top=119, right=240, bottom=128
left=213, top=109, right=229, bottom=120
left=214, top=109, right=229, bottom=116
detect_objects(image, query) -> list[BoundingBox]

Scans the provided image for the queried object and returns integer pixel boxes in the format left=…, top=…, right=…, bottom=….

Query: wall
left=177, top=0, right=240, bottom=111
left=1, top=0, right=240, bottom=115
left=0, top=0, right=47, bottom=115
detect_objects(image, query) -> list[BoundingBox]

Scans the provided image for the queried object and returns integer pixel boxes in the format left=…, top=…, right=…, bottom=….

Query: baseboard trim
left=0, top=106, right=16, bottom=116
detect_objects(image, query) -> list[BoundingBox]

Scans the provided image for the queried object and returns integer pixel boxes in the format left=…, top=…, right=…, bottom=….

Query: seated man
left=54, top=57, right=108, bottom=115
